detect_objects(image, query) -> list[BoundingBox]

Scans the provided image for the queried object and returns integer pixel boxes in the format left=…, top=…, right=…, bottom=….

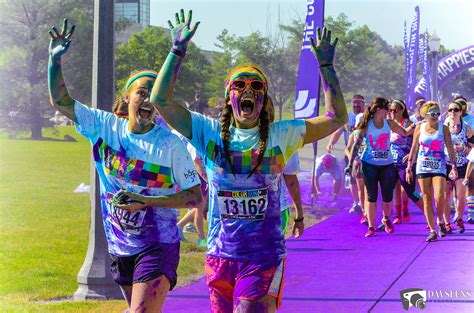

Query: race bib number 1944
left=218, top=188, right=268, bottom=221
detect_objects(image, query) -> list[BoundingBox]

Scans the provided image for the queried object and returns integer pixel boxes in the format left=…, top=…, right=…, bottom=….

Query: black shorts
left=110, top=242, right=180, bottom=289
left=417, top=173, right=446, bottom=179
left=361, top=162, right=398, bottom=203
left=446, top=164, right=468, bottom=182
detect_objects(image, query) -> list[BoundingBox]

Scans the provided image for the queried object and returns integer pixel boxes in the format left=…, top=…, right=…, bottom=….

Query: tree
left=115, top=26, right=212, bottom=104
left=0, top=0, right=94, bottom=139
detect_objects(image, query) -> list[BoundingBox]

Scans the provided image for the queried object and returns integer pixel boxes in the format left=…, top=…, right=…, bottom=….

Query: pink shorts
left=205, top=255, right=286, bottom=312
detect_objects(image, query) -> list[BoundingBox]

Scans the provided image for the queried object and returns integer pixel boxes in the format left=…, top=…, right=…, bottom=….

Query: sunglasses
left=426, top=112, right=441, bottom=117
left=448, top=108, right=461, bottom=113
left=230, top=80, right=266, bottom=92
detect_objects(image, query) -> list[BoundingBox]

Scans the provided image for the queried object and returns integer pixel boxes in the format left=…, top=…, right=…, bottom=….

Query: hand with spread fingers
left=111, top=190, right=147, bottom=213
left=49, top=18, right=75, bottom=59
left=167, top=9, right=200, bottom=52
left=310, top=27, right=339, bottom=66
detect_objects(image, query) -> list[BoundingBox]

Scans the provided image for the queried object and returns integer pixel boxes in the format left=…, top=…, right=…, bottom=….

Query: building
left=115, top=0, right=150, bottom=27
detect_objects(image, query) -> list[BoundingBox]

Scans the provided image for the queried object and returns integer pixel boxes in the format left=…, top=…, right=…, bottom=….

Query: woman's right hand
left=406, top=168, right=413, bottom=184
left=48, top=18, right=75, bottom=60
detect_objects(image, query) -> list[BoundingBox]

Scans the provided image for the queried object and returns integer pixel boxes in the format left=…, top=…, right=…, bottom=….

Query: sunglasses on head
left=230, top=80, right=265, bottom=92
left=448, top=108, right=461, bottom=113
left=426, top=112, right=441, bottom=117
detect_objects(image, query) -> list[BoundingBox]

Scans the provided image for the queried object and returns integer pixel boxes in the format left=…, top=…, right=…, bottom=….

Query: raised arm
left=388, top=119, right=416, bottom=137
left=150, top=9, right=200, bottom=139
left=48, top=18, right=76, bottom=122
left=304, top=28, right=348, bottom=145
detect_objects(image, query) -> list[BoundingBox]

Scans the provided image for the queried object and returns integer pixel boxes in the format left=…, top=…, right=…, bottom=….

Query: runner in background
left=176, top=137, right=209, bottom=247
left=463, top=148, right=474, bottom=189
left=388, top=99, right=423, bottom=224
left=409, top=97, right=427, bottom=124
left=313, top=154, right=342, bottom=202
left=444, top=101, right=473, bottom=233
left=453, top=97, right=474, bottom=224
left=346, top=97, right=415, bottom=237
left=327, top=95, right=365, bottom=214
left=345, top=130, right=368, bottom=225
left=406, top=101, right=457, bottom=242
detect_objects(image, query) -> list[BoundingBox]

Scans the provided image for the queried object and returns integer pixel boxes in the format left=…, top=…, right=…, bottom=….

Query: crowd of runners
left=330, top=94, right=474, bottom=242
left=47, top=9, right=472, bottom=313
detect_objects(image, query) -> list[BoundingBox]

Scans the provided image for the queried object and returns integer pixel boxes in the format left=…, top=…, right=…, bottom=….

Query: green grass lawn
left=0, top=125, right=328, bottom=312
left=0, top=126, right=205, bottom=312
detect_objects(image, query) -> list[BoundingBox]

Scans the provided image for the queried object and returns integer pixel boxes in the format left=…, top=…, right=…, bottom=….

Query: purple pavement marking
left=163, top=173, right=474, bottom=312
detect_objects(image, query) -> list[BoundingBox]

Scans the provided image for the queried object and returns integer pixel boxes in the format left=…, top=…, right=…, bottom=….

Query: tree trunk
left=29, top=103, right=43, bottom=140
left=30, top=119, right=43, bottom=140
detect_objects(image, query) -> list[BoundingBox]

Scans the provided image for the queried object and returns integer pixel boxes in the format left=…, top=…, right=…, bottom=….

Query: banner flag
left=416, top=32, right=431, bottom=99
left=294, top=0, right=325, bottom=119
left=415, top=45, right=474, bottom=96
left=405, top=6, right=420, bottom=109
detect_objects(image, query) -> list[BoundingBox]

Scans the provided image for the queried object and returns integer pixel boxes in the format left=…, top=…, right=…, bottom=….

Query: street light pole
left=74, top=0, right=122, bottom=300
left=428, top=31, right=441, bottom=102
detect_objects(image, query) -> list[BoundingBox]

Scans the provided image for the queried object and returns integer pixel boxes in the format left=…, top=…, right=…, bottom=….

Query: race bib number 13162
left=218, top=188, right=268, bottom=221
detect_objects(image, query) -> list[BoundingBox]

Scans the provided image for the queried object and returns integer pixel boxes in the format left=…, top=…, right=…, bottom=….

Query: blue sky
left=150, top=0, right=474, bottom=52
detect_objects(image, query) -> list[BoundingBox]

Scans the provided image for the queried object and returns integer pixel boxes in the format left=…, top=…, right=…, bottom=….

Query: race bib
left=218, top=188, right=268, bottom=220
left=391, top=150, right=399, bottom=161
left=421, top=158, right=441, bottom=170
left=111, top=206, right=146, bottom=235
left=456, top=155, right=465, bottom=166
left=372, top=150, right=389, bottom=160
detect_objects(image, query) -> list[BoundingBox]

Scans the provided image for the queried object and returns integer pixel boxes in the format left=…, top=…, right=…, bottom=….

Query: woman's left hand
left=310, top=27, right=338, bottom=66
left=168, top=9, right=200, bottom=50
left=449, top=168, right=458, bottom=181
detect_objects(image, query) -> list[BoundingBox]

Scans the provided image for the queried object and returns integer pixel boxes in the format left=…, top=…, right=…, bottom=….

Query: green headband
left=392, top=100, right=406, bottom=111
left=125, top=71, right=157, bottom=90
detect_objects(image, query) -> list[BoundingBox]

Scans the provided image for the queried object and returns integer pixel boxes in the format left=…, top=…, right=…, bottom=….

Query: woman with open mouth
left=149, top=9, right=347, bottom=313
left=406, top=101, right=457, bottom=242
left=47, top=19, right=203, bottom=312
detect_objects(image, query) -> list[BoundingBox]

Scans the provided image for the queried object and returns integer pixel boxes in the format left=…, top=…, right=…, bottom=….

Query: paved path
left=163, top=174, right=474, bottom=312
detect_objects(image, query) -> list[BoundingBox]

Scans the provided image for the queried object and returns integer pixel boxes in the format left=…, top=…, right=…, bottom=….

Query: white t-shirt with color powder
left=74, top=101, right=200, bottom=256
left=188, top=112, right=306, bottom=261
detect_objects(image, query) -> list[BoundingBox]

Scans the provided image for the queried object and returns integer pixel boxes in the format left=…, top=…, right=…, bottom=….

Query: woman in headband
left=47, top=19, right=203, bottom=311
left=388, top=99, right=424, bottom=224
left=406, top=101, right=457, bottom=242
left=346, top=97, right=415, bottom=238
left=444, top=101, right=473, bottom=234
left=146, top=10, right=347, bottom=312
